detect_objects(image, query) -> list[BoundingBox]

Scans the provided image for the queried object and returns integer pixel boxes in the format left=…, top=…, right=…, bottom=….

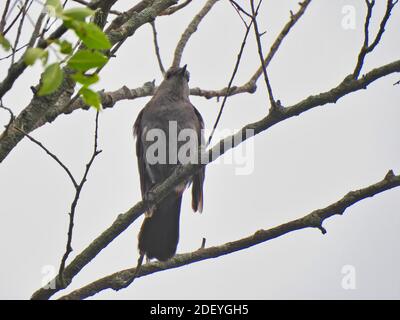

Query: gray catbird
left=133, top=65, right=205, bottom=261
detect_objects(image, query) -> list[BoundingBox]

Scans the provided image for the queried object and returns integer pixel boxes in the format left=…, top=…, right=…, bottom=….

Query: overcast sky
left=0, top=0, right=399, bottom=299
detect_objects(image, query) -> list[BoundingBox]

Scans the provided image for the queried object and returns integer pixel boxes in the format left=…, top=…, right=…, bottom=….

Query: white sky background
left=0, top=0, right=399, bottom=299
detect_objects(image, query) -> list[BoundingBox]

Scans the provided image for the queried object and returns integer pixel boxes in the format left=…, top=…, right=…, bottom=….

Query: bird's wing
left=133, top=108, right=151, bottom=198
left=191, top=104, right=205, bottom=213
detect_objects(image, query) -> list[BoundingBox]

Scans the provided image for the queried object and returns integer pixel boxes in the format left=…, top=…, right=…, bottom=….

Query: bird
left=133, top=65, right=205, bottom=262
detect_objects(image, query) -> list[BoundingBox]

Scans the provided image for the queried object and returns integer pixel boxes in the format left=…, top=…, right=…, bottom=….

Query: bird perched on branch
left=133, top=65, right=205, bottom=262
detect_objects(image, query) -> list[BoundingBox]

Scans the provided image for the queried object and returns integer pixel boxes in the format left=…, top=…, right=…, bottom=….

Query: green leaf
left=24, top=48, right=48, bottom=65
left=79, top=87, right=101, bottom=110
left=62, top=19, right=79, bottom=31
left=71, top=21, right=111, bottom=50
left=38, top=63, right=64, bottom=96
left=0, top=34, right=11, bottom=51
left=45, top=0, right=63, bottom=17
left=58, top=40, right=73, bottom=54
left=67, top=49, right=108, bottom=71
left=71, top=72, right=99, bottom=86
left=62, top=8, right=94, bottom=21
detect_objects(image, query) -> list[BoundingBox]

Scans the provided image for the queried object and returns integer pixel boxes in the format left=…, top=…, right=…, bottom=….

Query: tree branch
left=353, top=0, right=398, bottom=79
left=150, top=20, right=165, bottom=76
left=0, top=0, right=11, bottom=34
left=106, top=0, right=178, bottom=45
left=58, top=112, right=102, bottom=284
left=58, top=170, right=400, bottom=300
left=160, top=0, right=192, bottom=16
left=30, top=59, right=400, bottom=300
left=10, top=0, right=31, bottom=65
left=105, top=0, right=154, bottom=32
left=14, top=127, right=78, bottom=188
left=0, top=0, right=178, bottom=164
left=171, top=0, right=220, bottom=68
left=0, top=99, right=15, bottom=133
left=250, top=0, right=277, bottom=110
left=207, top=2, right=256, bottom=146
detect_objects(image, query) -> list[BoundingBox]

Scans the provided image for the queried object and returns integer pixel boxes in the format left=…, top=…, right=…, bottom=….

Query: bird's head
left=165, top=64, right=190, bottom=82
left=158, top=65, right=190, bottom=99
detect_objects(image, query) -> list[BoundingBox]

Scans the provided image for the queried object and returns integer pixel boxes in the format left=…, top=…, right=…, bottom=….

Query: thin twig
left=250, top=0, right=277, bottom=111
left=14, top=127, right=78, bottom=187
left=353, top=0, right=398, bottom=78
left=0, top=0, right=12, bottom=33
left=160, top=0, right=192, bottom=16
left=0, top=43, right=28, bottom=61
left=172, top=0, right=220, bottom=68
left=229, top=0, right=250, bottom=28
left=150, top=20, right=165, bottom=76
left=13, top=111, right=102, bottom=287
left=3, top=0, right=26, bottom=36
left=11, top=0, right=30, bottom=65
left=58, top=111, right=102, bottom=284
left=248, top=0, right=312, bottom=84
left=0, top=99, right=15, bottom=132
left=207, top=2, right=259, bottom=146
left=105, top=0, right=155, bottom=33
left=230, top=0, right=252, bottom=19
left=71, top=0, right=120, bottom=14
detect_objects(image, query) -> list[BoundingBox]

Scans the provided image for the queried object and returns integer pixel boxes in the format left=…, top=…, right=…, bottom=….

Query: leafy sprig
left=21, top=0, right=112, bottom=110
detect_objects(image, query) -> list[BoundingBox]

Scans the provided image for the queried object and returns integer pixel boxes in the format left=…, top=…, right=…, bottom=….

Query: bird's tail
left=138, top=195, right=182, bottom=261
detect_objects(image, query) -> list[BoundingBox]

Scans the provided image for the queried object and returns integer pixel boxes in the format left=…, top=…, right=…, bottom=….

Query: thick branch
left=59, top=170, right=400, bottom=300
